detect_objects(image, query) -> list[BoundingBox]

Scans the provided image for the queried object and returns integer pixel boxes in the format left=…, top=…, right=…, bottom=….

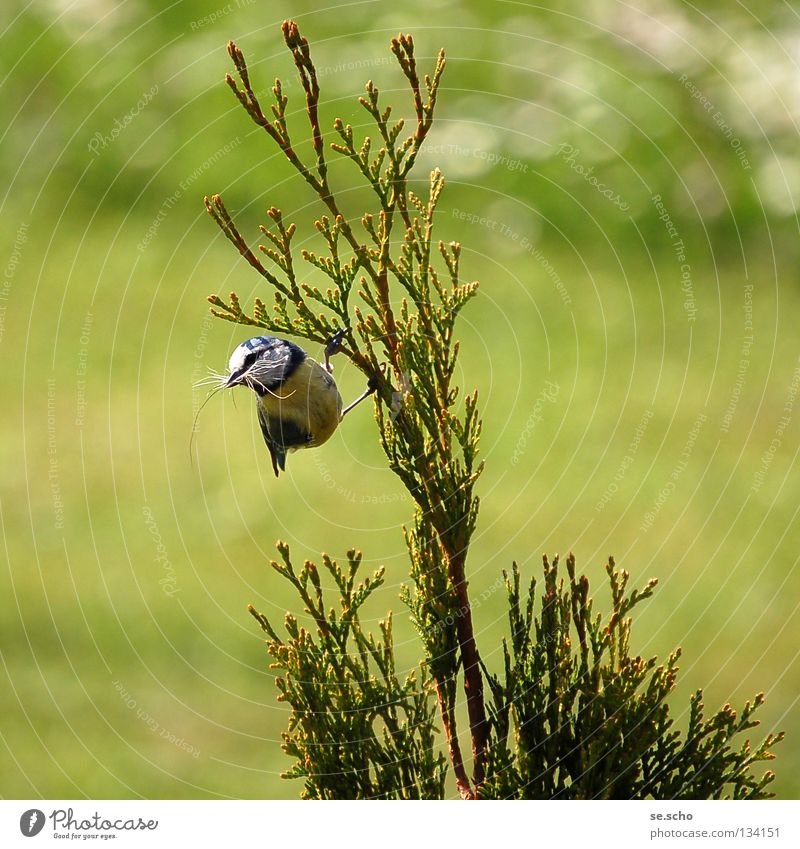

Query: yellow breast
left=261, top=357, right=342, bottom=450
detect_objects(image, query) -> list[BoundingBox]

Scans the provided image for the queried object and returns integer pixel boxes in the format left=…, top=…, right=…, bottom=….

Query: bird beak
left=225, top=372, right=241, bottom=388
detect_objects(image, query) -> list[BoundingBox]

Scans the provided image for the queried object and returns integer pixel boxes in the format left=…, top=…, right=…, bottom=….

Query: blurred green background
left=2, top=0, right=799, bottom=799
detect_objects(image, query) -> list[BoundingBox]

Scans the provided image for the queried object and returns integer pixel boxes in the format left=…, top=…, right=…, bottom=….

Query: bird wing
left=256, top=403, right=311, bottom=477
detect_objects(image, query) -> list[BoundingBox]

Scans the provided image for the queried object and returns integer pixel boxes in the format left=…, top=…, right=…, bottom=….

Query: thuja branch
left=480, top=554, right=784, bottom=800
left=248, top=543, right=447, bottom=799
left=206, top=21, right=487, bottom=797
left=225, top=23, right=403, bottom=353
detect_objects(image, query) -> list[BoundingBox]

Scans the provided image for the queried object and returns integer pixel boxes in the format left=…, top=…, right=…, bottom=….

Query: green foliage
left=250, top=542, right=781, bottom=799
left=248, top=543, right=446, bottom=799
left=207, top=21, right=783, bottom=800
left=480, top=554, right=783, bottom=799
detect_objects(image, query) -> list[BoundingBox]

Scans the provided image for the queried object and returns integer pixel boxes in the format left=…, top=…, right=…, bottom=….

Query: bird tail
left=268, top=444, right=287, bottom=477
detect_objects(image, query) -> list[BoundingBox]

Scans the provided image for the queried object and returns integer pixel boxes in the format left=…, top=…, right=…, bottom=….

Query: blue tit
left=225, top=335, right=342, bottom=476
left=224, top=334, right=376, bottom=476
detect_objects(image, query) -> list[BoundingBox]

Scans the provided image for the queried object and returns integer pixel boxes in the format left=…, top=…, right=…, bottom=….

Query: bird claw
left=325, top=328, right=346, bottom=354
left=324, top=328, right=348, bottom=371
left=367, top=365, right=384, bottom=394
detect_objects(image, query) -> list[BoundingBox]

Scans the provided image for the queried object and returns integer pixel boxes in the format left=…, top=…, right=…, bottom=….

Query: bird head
left=225, top=335, right=306, bottom=395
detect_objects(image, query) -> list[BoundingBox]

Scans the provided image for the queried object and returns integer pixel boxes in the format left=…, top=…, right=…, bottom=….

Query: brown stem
left=432, top=676, right=474, bottom=799
left=445, top=547, right=488, bottom=788
left=375, top=211, right=399, bottom=359
left=205, top=195, right=283, bottom=290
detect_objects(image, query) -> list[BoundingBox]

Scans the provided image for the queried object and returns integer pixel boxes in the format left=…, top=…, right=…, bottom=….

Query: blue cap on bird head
left=227, top=336, right=272, bottom=375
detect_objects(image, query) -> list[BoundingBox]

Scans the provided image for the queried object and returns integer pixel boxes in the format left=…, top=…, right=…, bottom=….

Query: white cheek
left=228, top=348, right=247, bottom=372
